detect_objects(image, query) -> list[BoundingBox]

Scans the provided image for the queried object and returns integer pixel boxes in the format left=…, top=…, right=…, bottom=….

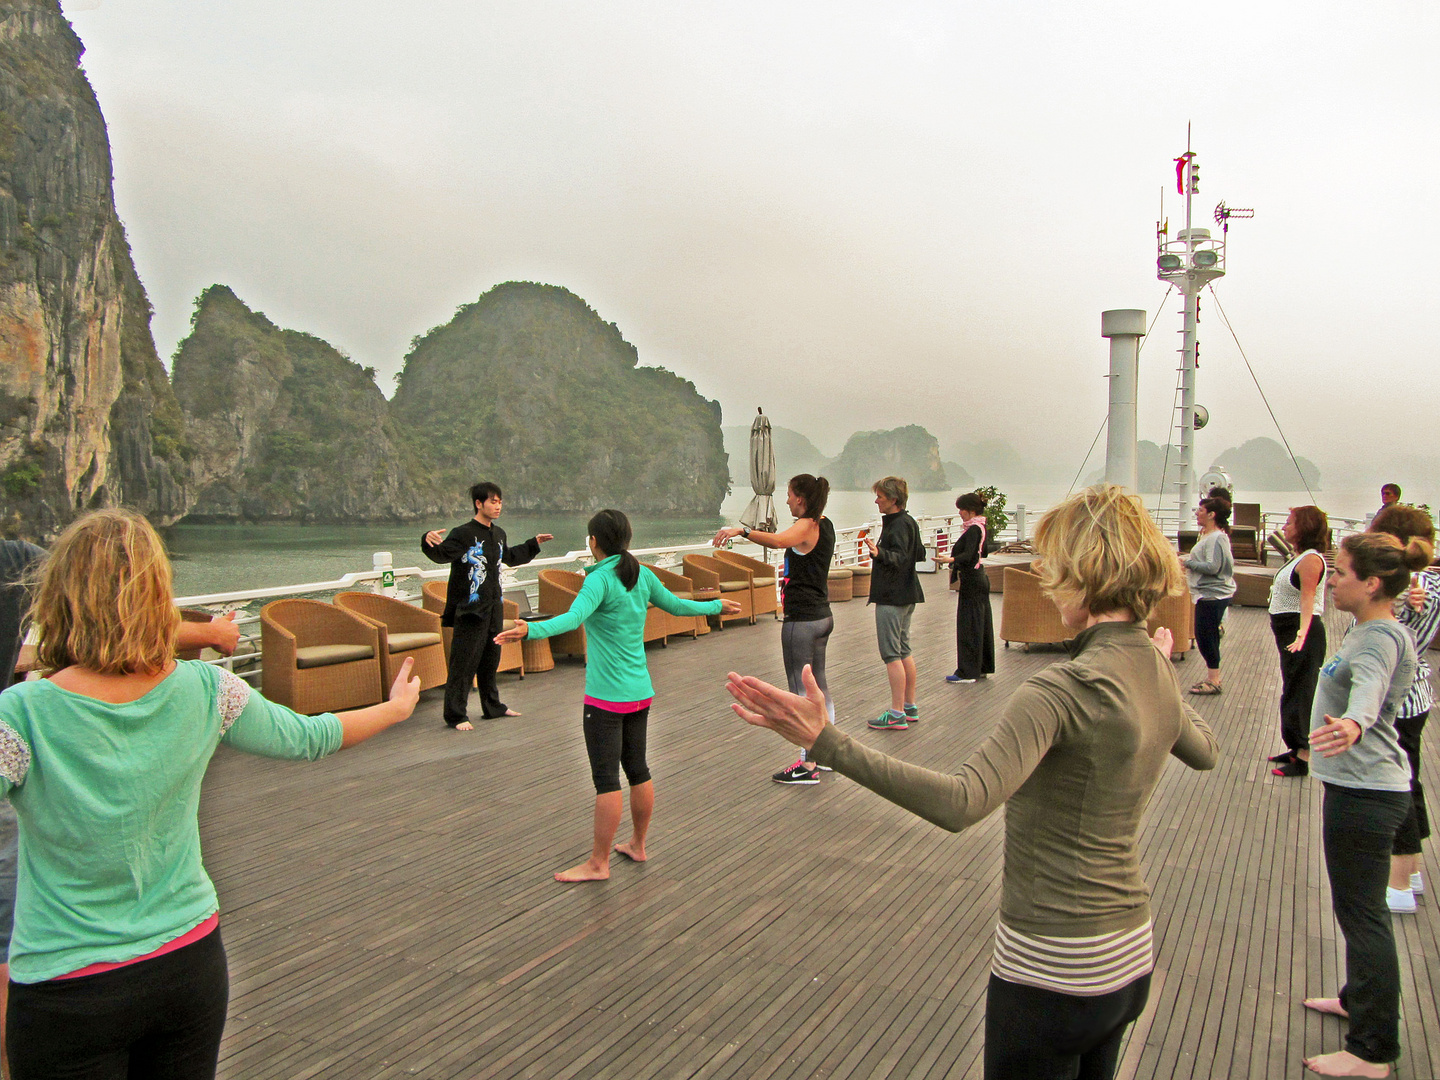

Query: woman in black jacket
left=938, top=491, right=995, bottom=683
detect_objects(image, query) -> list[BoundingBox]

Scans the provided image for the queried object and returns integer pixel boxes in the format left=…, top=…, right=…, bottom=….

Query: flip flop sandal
left=1188, top=682, right=1222, bottom=695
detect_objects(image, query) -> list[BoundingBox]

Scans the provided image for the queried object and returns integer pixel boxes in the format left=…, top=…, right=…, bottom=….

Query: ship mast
left=1156, top=127, right=1225, bottom=519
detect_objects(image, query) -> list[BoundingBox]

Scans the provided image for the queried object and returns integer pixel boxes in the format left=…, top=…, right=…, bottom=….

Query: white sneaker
left=1386, top=886, right=1417, bottom=914
left=1412, top=871, right=1424, bottom=895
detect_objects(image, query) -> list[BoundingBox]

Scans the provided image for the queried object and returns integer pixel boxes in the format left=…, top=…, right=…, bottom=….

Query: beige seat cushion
left=295, top=644, right=375, bottom=669
left=750, top=576, right=776, bottom=587
left=850, top=565, right=872, bottom=577
left=502, top=619, right=516, bottom=631
left=828, top=569, right=854, bottom=580
left=387, top=632, right=443, bottom=654
left=718, top=581, right=750, bottom=593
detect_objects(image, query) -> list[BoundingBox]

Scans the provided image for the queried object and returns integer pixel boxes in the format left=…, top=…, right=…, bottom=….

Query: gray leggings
left=782, top=616, right=834, bottom=762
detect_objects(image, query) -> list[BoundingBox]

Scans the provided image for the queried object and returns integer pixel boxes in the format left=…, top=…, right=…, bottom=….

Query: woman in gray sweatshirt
left=1301, top=531, right=1433, bottom=1078
left=1183, top=496, right=1236, bottom=694
left=728, top=486, right=1218, bottom=1080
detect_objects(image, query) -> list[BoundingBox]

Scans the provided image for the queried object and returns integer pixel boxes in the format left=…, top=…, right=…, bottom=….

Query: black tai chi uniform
left=950, top=520, right=994, bottom=680
left=422, top=520, right=541, bottom=724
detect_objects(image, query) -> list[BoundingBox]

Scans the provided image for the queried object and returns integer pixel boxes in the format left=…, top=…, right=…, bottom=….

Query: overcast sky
left=62, top=0, right=1439, bottom=484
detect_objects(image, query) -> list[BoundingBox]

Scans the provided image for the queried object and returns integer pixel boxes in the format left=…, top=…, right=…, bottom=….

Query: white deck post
left=1101, top=309, right=1146, bottom=492
left=372, top=551, right=396, bottom=597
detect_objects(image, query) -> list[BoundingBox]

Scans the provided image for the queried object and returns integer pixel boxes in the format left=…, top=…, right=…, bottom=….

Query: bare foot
left=505, top=708, right=522, bottom=717
left=1303, top=998, right=1349, bottom=1018
left=555, top=858, right=610, bottom=882
left=614, top=840, right=647, bottom=862
left=452, top=721, right=474, bottom=732
left=1303, top=1050, right=1389, bottom=1076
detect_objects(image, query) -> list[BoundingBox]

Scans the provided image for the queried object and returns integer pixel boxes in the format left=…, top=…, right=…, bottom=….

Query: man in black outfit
left=422, top=482, right=552, bottom=730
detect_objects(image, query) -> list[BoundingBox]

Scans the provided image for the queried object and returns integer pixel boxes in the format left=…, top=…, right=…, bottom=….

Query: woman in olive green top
left=727, top=486, right=1219, bottom=1080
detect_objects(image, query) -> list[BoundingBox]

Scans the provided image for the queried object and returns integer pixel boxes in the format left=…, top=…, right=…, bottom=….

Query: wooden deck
left=199, top=575, right=1440, bottom=1079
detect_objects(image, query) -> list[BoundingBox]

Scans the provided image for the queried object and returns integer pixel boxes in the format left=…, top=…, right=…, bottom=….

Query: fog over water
left=63, top=1, right=1438, bottom=500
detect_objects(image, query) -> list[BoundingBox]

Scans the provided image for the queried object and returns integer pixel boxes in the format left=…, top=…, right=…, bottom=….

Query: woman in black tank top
left=713, top=475, right=836, bottom=784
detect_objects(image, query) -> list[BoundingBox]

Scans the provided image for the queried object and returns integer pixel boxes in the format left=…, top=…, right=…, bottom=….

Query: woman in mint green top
left=498, top=509, right=736, bottom=883
left=0, top=510, right=419, bottom=1080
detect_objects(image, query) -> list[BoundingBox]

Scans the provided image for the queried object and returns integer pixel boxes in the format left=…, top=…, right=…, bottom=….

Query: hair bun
left=1405, top=537, right=1436, bottom=571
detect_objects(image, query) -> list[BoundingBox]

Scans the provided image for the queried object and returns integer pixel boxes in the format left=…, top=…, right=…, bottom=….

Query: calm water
left=165, top=487, right=1382, bottom=599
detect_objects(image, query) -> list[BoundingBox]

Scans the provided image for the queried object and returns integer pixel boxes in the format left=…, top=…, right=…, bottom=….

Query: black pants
left=1270, top=613, right=1327, bottom=753
left=1322, top=783, right=1411, bottom=1064
left=1394, top=710, right=1430, bottom=856
left=444, top=607, right=507, bottom=724
left=1193, top=598, right=1230, bottom=670
left=984, top=972, right=1151, bottom=1079
left=582, top=703, right=651, bottom=794
left=8, top=926, right=228, bottom=1080
left=954, top=569, right=995, bottom=679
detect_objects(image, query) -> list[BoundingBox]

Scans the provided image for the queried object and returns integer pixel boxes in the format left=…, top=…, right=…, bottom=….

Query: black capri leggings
left=8, top=924, right=229, bottom=1080
left=1194, top=598, right=1230, bottom=670
left=582, top=702, right=652, bottom=794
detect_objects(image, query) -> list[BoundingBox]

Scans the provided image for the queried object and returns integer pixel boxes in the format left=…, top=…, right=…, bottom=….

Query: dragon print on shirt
left=464, top=539, right=505, bottom=604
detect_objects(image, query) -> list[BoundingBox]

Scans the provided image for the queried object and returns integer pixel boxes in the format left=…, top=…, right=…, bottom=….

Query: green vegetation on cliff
left=391, top=282, right=728, bottom=515
left=826, top=425, right=948, bottom=491
left=172, top=286, right=425, bottom=521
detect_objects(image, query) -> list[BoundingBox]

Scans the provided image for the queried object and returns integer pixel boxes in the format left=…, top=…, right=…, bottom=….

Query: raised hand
left=719, top=599, right=743, bottom=615
left=726, top=664, right=828, bottom=750
left=389, top=656, right=421, bottom=719
left=423, top=529, right=445, bottom=547
left=712, top=526, right=741, bottom=547
left=1150, top=626, right=1173, bottom=657
left=209, top=611, right=241, bottom=656
left=494, top=619, right=529, bottom=645
left=536, top=533, right=555, bottom=544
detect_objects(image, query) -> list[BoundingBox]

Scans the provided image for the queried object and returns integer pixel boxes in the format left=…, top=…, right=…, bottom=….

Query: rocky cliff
left=391, top=282, right=728, bottom=515
left=172, top=286, right=434, bottom=521
left=826, top=425, right=948, bottom=492
left=0, top=1, right=186, bottom=540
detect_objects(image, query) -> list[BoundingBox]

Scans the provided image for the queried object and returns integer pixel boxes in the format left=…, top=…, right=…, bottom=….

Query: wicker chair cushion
left=387, top=632, right=443, bottom=654
left=750, top=577, right=776, bottom=587
left=718, top=581, right=750, bottom=593
left=850, top=565, right=872, bottom=577
left=295, top=644, right=375, bottom=669
left=502, top=619, right=516, bottom=631
left=828, top=569, right=854, bottom=580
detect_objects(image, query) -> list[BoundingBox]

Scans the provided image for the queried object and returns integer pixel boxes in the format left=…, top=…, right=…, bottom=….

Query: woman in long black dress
left=939, top=491, right=995, bottom=683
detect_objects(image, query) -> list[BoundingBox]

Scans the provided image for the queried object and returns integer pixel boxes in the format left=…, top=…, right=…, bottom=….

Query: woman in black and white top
left=1268, top=506, right=1330, bottom=778
left=937, top=491, right=995, bottom=684
left=1182, top=497, right=1236, bottom=695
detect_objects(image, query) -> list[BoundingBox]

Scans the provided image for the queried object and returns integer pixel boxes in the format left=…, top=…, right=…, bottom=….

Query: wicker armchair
left=712, top=550, right=779, bottom=619
left=1231, top=503, right=1263, bottom=564
left=420, top=581, right=523, bottom=675
left=261, top=598, right=385, bottom=714
left=683, top=554, right=752, bottom=627
left=1147, top=582, right=1194, bottom=660
left=334, top=592, right=447, bottom=692
left=644, top=564, right=709, bottom=638
left=998, top=568, right=1071, bottom=648
left=536, top=570, right=589, bottom=659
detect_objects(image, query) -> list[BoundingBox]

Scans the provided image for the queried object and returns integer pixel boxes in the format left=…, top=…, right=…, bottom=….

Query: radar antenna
left=1213, top=200, right=1255, bottom=236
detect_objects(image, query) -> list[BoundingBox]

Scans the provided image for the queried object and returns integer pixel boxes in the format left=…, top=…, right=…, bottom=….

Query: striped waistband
left=991, top=920, right=1153, bottom=997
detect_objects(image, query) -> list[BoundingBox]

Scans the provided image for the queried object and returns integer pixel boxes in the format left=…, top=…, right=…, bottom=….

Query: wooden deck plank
left=194, top=579, right=1440, bottom=1077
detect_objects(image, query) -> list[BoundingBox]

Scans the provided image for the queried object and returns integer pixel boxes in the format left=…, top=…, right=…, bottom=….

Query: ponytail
left=587, top=509, right=640, bottom=591
left=789, top=474, right=829, bottom=519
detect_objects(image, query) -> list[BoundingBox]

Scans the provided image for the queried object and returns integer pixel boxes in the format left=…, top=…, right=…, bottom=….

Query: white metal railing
left=173, top=501, right=1367, bottom=678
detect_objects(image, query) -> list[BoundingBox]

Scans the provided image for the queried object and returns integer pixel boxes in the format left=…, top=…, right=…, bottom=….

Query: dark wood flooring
left=199, top=575, right=1440, bottom=1078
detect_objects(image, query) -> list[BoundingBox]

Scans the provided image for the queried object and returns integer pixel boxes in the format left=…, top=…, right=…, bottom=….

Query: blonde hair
left=1032, top=485, right=1183, bottom=622
left=31, top=509, right=178, bottom=675
left=872, top=475, right=909, bottom=510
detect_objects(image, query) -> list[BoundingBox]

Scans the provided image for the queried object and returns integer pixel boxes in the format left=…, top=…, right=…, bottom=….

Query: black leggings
left=1193, top=599, right=1230, bottom=670
left=8, top=925, right=228, bottom=1080
left=1394, top=710, right=1430, bottom=855
left=1271, top=613, right=1327, bottom=753
left=984, top=971, right=1151, bottom=1079
left=782, top=617, right=833, bottom=763
left=582, top=703, right=652, bottom=794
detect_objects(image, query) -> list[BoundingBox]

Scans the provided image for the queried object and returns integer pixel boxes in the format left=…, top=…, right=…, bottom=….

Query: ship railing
left=172, top=504, right=1368, bottom=680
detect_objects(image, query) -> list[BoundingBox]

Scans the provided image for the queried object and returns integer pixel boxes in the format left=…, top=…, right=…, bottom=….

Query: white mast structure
left=1156, top=131, right=1228, bottom=520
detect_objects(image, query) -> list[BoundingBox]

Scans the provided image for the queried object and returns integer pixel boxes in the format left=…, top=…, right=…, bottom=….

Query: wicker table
left=521, top=636, right=554, bottom=673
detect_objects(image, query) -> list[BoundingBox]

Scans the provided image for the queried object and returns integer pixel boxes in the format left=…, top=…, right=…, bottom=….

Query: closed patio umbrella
left=739, top=408, right=776, bottom=533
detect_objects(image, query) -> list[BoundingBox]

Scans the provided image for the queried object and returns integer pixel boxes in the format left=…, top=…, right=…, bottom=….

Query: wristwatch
left=740, top=526, right=751, bottom=539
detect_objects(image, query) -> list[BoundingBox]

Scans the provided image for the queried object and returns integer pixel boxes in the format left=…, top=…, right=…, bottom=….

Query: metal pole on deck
left=1101, top=309, right=1146, bottom=492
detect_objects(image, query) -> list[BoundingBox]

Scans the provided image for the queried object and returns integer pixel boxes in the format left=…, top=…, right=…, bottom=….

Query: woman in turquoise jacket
left=498, top=510, right=737, bottom=883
